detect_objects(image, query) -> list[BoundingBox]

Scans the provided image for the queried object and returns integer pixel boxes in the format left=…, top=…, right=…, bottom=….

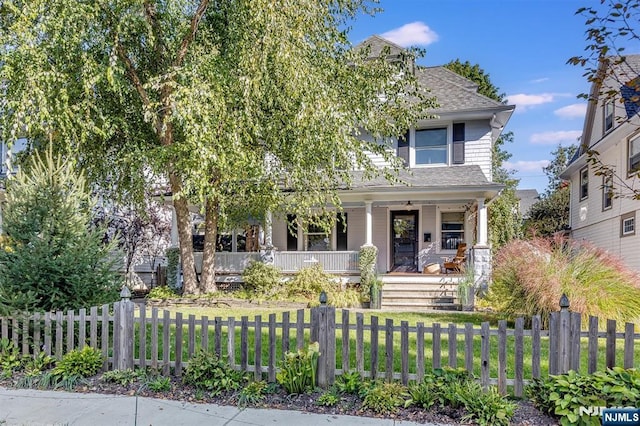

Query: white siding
left=272, top=216, right=289, bottom=251
left=462, top=120, right=493, bottom=180
left=344, top=207, right=365, bottom=250
left=417, top=205, right=438, bottom=270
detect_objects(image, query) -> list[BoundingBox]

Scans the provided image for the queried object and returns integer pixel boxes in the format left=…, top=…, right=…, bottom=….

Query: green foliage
left=489, top=186, right=523, bottom=249
left=358, top=245, right=378, bottom=301
left=276, top=342, right=320, bottom=394
left=23, top=352, right=55, bottom=377
left=524, top=186, right=570, bottom=237
left=0, top=148, right=121, bottom=314
left=444, top=60, right=506, bottom=103
left=543, top=145, right=578, bottom=196
left=102, top=369, right=141, bottom=386
left=287, top=264, right=334, bottom=299
left=405, top=367, right=474, bottom=409
left=241, top=261, right=283, bottom=297
left=147, top=286, right=178, bottom=300
left=317, top=387, right=341, bottom=406
left=183, top=350, right=247, bottom=395
left=456, top=382, right=516, bottom=426
left=0, top=338, right=22, bottom=378
left=146, top=376, right=172, bottom=392
left=238, top=380, right=268, bottom=407
left=361, top=381, right=407, bottom=414
left=53, top=347, right=103, bottom=379
left=165, top=248, right=181, bottom=290
left=487, top=236, right=640, bottom=324
left=527, top=368, right=640, bottom=425
left=334, top=371, right=363, bottom=395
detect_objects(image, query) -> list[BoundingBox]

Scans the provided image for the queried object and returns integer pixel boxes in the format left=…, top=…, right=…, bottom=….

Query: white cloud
left=506, top=93, right=555, bottom=109
left=530, top=130, right=582, bottom=145
left=504, top=160, right=550, bottom=173
left=530, top=78, right=550, bottom=84
left=554, top=103, right=587, bottom=119
left=380, top=22, right=439, bottom=47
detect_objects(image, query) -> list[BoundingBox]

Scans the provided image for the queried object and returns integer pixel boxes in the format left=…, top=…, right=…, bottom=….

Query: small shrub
left=276, top=342, right=320, bottom=394
left=405, top=368, right=474, bottom=409
left=334, top=371, right=363, bottom=395
left=242, top=261, right=282, bottom=297
left=0, top=338, right=22, bottom=378
left=146, top=376, right=171, bottom=392
left=527, top=368, right=640, bottom=425
left=456, top=382, right=515, bottom=426
left=316, top=387, right=341, bottom=406
left=287, top=264, right=334, bottom=299
left=23, top=352, right=55, bottom=377
left=53, top=346, right=103, bottom=379
left=361, top=381, right=407, bottom=414
left=359, top=245, right=378, bottom=301
left=102, top=369, right=140, bottom=386
left=147, top=286, right=178, bottom=299
left=183, top=349, right=247, bottom=395
left=238, top=380, right=268, bottom=407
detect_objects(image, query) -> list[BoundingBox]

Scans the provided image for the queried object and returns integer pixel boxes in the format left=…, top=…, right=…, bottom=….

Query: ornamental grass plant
left=486, top=235, right=640, bottom=325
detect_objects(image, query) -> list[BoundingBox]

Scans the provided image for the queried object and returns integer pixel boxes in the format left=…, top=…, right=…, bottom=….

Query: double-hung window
left=602, top=175, right=613, bottom=211
left=415, top=128, right=447, bottom=165
left=580, top=167, right=589, bottom=200
left=628, top=135, right=640, bottom=175
left=621, top=212, right=636, bottom=237
left=441, top=212, right=465, bottom=250
left=604, top=99, right=614, bottom=133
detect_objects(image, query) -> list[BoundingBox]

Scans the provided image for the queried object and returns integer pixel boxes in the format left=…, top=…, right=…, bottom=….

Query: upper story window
left=415, top=128, right=447, bottom=165
left=628, top=134, right=640, bottom=175
left=602, top=175, right=613, bottom=211
left=580, top=167, right=589, bottom=200
left=604, top=99, right=614, bottom=133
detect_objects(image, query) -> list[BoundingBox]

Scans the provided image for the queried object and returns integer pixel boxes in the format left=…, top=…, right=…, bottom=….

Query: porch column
left=265, top=210, right=273, bottom=248
left=170, top=206, right=179, bottom=247
left=365, top=201, right=373, bottom=246
left=476, top=198, right=488, bottom=247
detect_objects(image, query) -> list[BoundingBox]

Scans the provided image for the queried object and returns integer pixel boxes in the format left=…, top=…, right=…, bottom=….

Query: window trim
left=579, top=166, right=589, bottom=201
left=440, top=211, right=465, bottom=251
left=620, top=211, right=636, bottom=237
left=628, top=134, right=640, bottom=176
left=604, top=98, right=614, bottom=134
left=602, top=175, right=613, bottom=211
left=414, top=127, right=448, bottom=166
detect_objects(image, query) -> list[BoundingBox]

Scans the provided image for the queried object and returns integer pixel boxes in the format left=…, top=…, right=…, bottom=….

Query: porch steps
left=380, top=275, right=461, bottom=311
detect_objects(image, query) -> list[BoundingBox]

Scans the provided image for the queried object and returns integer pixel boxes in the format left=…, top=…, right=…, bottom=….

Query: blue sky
left=348, top=0, right=627, bottom=194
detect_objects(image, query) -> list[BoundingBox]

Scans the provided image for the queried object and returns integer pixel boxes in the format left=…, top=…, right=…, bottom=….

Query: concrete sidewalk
left=0, top=387, right=446, bottom=426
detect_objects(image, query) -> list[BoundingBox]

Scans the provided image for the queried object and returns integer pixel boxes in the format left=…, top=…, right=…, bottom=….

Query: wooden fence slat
left=385, top=318, right=394, bottom=382
left=606, top=319, right=616, bottom=369
left=497, top=320, right=507, bottom=395
left=268, top=314, right=276, bottom=383
left=548, top=312, right=558, bottom=375
left=531, top=316, right=541, bottom=379
left=370, top=315, right=378, bottom=380
left=175, top=312, right=183, bottom=377
left=282, top=311, right=290, bottom=356
left=296, top=309, right=305, bottom=351
left=100, top=305, right=109, bottom=370
left=464, top=323, right=473, bottom=375
left=11, top=317, right=18, bottom=348
left=67, top=310, right=75, bottom=353
left=112, top=303, right=120, bottom=367
left=480, top=322, right=490, bottom=390
left=569, top=313, right=581, bottom=372
left=188, top=314, right=195, bottom=359
left=356, top=313, right=364, bottom=377
left=514, top=318, right=524, bottom=397
left=341, top=310, right=350, bottom=372
left=139, top=306, right=147, bottom=369
left=241, top=316, right=248, bottom=372
left=448, top=323, right=457, bottom=368
left=201, top=316, right=209, bottom=352
left=90, top=306, right=98, bottom=349
left=254, top=315, right=262, bottom=381
left=588, top=316, right=598, bottom=374
left=162, top=310, right=170, bottom=376
left=33, top=313, right=41, bottom=355
left=44, top=313, right=52, bottom=357
left=432, top=323, right=441, bottom=369
left=22, top=316, right=29, bottom=356
left=55, top=311, right=63, bottom=360
left=624, top=322, right=635, bottom=369
left=79, top=308, right=86, bottom=350
left=214, top=317, right=222, bottom=358
left=416, top=322, right=425, bottom=382
left=151, top=307, right=159, bottom=370
left=1, top=317, right=7, bottom=340
left=228, top=317, right=236, bottom=368
left=401, top=321, right=409, bottom=385
left=326, top=307, right=335, bottom=385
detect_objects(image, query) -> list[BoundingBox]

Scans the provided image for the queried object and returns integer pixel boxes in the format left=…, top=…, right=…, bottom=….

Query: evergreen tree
left=0, top=148, right=122, bottom=313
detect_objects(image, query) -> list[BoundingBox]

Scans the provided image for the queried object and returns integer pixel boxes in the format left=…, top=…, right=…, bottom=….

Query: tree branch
left=143, top=0, right=166, bottom=70
left=174, top=0, right=209, bottom=67
left=116, top=42, right=151, bottom=107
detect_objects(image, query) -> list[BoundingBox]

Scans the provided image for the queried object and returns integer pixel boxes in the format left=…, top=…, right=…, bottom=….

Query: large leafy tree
left=445, top=60, right=521, bottom=248
left=0, top=148, right=121, bottom=314
left=0, top=1, right=435, bottom=294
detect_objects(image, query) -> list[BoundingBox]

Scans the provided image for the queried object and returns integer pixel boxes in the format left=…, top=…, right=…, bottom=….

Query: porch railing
left=193, top=252, right=262, bottom=274
left=273, top=251, right=359, bottom=273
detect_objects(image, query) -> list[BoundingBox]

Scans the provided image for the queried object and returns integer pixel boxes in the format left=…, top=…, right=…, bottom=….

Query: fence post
left=557, top=294, right=571, bottom=374
left=115, top=286, right=134, bottom=370
left=311, top=292, right=335, bottom=388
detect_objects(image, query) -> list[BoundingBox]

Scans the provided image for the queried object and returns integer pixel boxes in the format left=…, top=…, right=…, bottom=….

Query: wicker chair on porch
left=443, top=243, right=467, bottom=274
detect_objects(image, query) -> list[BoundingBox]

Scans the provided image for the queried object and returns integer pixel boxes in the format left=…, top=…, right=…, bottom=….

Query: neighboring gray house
left=560, top=54, right=640, bottom=271
left=515, top=189, right=539, bottom=219
left=177, top=35, right=515, bottom=298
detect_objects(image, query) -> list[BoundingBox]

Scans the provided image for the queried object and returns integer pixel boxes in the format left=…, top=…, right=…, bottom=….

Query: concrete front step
left=382, top=283, right=457, bottom=291
left=381, top=302, right=461, bottom=311
left=382, top=291, right=456, bottom=299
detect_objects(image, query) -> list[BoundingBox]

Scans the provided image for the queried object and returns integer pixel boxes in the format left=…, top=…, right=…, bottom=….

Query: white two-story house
left=560, top=54, right=640, bottom=271
left=177, top=36, right=515, bottom=306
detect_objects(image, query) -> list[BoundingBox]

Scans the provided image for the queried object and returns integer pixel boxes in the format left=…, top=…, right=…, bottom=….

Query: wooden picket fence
left=1, top=295, right=638, bottom=397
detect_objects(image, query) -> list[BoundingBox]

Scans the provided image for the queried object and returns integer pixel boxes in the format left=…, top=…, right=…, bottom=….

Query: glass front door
left=391, top=210, right=418, bottom=272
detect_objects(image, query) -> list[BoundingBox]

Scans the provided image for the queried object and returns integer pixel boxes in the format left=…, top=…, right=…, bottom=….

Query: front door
left=391, top=210, right=419, bottom=272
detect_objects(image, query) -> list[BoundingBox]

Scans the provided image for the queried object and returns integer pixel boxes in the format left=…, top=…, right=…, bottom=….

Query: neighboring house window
left=304, top=217, right=332, bottom=251
left=580, top=167, right=589, bottom=200
left=441, top=211, right=464, bottom=250
left=621, top=211, right=636, bottom=237
left=336, top=213, right=348, bottom=251
left=602, top=175, right=613, bottom=211
left=452, top=123, right=465, bottom=164
left=415, top=128, right=447, bottom=165
left=604, top=99, right=614, bottom=133
left=628, top=134, right=640, bottom=175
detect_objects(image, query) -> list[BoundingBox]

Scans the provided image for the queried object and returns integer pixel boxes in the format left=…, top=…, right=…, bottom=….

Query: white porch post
left=365, top=201, right=373, bottom=246
left=265, top=210, right=273, bottom=248
left=476, top=197, right=488, bottom=247
left=170, top=206, right=179, bottom=247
